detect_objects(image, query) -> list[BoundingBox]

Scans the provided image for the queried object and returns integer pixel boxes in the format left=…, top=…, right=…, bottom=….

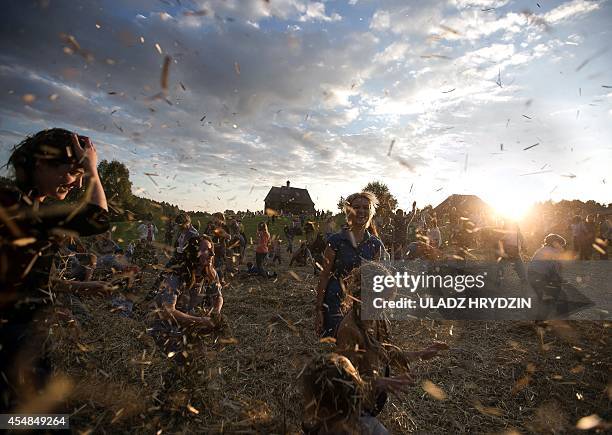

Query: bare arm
left=403, top=342, right=449, bottom=362
left=51, top=277, right=112, bottom=293
left=72, top=134, right=108, bottom=212
left=87, top=172, right=108, bottom=212
left=161, top=302, right=215, bottom=330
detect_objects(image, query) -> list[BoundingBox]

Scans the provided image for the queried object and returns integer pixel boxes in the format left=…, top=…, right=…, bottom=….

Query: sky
left=0, top=0, right=610, bottom=217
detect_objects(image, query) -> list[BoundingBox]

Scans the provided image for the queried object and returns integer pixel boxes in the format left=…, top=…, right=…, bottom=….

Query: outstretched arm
left=403, top=342, right=449, bottom=362
left=161, top=299, right=215, bottom=330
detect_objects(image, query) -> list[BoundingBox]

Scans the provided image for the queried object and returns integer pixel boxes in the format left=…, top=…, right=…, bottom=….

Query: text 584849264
left=0, top=414, right=70, bottom=429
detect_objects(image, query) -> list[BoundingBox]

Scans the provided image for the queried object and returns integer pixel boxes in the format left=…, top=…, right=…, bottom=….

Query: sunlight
left=487, top=193, right=533, bottom=222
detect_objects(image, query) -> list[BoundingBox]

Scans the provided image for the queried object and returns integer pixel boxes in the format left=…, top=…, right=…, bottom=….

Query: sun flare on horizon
left=485, top=193, right=534, bottom=222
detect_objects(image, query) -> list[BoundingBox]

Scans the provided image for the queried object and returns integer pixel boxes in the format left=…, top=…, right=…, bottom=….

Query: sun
left=486, top=194, right=533, bottom=222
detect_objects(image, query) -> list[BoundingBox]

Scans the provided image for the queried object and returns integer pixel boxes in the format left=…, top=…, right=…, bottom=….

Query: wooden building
left=264, top=181, right=315, bottom=215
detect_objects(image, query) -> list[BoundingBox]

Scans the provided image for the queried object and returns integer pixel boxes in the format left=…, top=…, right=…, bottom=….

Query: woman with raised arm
left=0, top=128, right=109, bottom=412
left=315, top=192, right=385, bottom=338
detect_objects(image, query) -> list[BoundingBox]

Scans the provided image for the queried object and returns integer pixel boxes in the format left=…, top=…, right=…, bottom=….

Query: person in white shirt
left=138, top=213, right=158, bottom=242
left=427, top=217, right=442, bottom=249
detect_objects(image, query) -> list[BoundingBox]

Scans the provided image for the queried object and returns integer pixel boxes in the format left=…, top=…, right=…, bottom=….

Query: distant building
left=434, top=194, right=493, bottom=220
left=264, top=181, right=315, bottom=215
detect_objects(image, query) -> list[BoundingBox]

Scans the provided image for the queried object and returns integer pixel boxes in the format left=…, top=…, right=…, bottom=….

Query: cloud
left=451, top=0, right=510, bottom=8
left=428, top=0, right=602, bottom=43
left=298, top=2, right=342, bottom=22
left=369, top=1, right=445, bottom=35
left=373, top=42, right=412, bottom=64
left=370, top=10, right=391, bottom=31
left=436, top=11, right=526, bottom=41
left=0, top=0, right=610, bottom=211
left=544, top=0, right=601, bottom=24
left=175, top=0, right=342, bottom=25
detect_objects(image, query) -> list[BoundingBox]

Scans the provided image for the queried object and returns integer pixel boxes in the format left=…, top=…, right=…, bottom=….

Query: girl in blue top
left=315, top=192, right=385, bottom=337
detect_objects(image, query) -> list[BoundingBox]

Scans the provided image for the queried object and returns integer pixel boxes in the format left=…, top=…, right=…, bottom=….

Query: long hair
left=344, top=192, right=379, bottom=237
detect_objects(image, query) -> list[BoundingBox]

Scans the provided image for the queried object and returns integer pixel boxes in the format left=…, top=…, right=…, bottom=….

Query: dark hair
left=7, top=128, right=83, bottom=191
left=175, top=212, right=190, bottom=225
left=302, top=353, right=366, bottom=431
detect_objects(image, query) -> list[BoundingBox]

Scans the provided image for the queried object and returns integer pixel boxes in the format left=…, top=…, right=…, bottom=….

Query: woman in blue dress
left=315, top=192, right=386, bottom=337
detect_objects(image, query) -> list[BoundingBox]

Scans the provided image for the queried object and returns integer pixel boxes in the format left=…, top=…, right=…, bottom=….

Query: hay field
left=48, top=248, right=611, bottom=434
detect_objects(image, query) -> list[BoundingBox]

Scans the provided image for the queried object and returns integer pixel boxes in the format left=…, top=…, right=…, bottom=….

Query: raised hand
left=71, top=134, right=98, bottom=175
left=71, top=133, right=108, bottom=211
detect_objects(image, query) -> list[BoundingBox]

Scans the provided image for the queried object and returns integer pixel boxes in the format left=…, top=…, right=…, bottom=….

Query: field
left=46, top=242, right=611, bottom=434
left=108, top=215, right=331, bottom=248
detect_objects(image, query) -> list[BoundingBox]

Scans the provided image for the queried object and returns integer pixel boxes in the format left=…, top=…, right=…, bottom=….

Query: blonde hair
left=344, top=192, right=378, bottom=214
left=344, top=192, right=379, bottom=236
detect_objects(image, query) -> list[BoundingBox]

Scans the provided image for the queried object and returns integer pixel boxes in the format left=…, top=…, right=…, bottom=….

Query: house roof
left=434, top=194, right=492, bottom=213
left=264, top=185, right=314, bottom=206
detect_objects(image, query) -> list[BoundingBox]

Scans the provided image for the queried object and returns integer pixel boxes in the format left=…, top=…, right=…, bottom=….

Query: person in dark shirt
left=0, top=128, right=109, bottom=412
left=206, top=212, right=230, bottom=283
left=528, top=234, right=572, bottom=319
left=315, top=192, right=385, bottom=338
left=391, top=209, right=407, bottom=260
left=164, top=214, right=175, bottom=247
left=580, top=215, right=597, bottom=260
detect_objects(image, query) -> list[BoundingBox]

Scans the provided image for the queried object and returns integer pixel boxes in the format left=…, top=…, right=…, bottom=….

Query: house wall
left=265, top=201, right=315, bottom=215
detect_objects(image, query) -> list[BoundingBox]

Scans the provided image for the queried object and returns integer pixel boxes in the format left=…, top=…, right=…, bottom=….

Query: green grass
left=107, top=215, right=342, bottom=248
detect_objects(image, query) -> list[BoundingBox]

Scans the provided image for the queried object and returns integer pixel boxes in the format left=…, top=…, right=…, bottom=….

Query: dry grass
left=46, top=252, right=611, bottom=434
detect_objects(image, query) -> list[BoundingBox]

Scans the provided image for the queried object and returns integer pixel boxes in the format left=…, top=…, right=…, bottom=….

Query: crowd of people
left=0, top=129, right=609, bottom=433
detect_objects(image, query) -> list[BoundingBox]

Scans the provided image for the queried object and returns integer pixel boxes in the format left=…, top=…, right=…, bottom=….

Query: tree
left=97, top=160, right=133, bottom=207
left=363, top=181, right=398, bottom=218
left=337, top=195, right=346, bottom=212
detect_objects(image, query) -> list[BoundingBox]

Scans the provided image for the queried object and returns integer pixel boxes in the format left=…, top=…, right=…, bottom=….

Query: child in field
left=147, top=224, right=221, bottom=361
left=335, top=264, right=448, bottom=417
left=271, top=238, right=282, bottom=265
left=206, top=212, right=231, bottom=283
left=302, top=353, right=399, bottom=435
left=187, top=235, right=223, bottom=315
left=255, top=222, right=271, bottom=277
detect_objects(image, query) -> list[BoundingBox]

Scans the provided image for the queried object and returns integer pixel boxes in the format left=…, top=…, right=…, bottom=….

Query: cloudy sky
left=0, top=0, right=610, bottom=216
